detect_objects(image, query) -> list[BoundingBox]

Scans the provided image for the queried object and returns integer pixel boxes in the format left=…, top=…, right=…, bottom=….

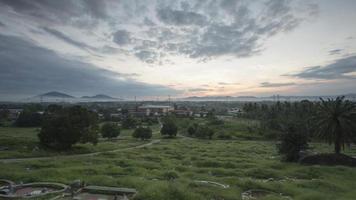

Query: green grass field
left=1, top=125, right=356, bottom=200
left=0, top=127, right=146, bottom=159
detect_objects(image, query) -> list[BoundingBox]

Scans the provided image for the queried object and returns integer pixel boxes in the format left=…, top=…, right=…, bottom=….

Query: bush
left=160, top=118, right=178, bottom=138
left=277, top=124, right=308, bottom=162
left=187, top=124, right=215, bottom=139
left=101, top=122, right=120, bottom=139
left=133, top=126, right=152, bottom=140
left=195, top=125, right=214, bottom=139
left=121, top=115, right=139, bottom=129
left=38, top=105, right=99, bottom=150
left=187, top=123, right=198, bottom=136
left=300, top=153, right=356, bottom=167
left=162, top=170, right=179, bottom=180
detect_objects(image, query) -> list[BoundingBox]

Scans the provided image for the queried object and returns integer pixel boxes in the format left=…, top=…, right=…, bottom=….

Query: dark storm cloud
left=0, top=0, right=318, bottom=64
left=42, top=27, right=95, bottom=51
left=0, top=21, right=5, bottom=27
left=113, top=30, right=131, bottom=46
left=0, top=34, right=179, bottom=98
left=286, top=56, right=356, bottom=80
left=0, top=0, right=108, bottom=26
left=260, top=82, right=296, bottom=88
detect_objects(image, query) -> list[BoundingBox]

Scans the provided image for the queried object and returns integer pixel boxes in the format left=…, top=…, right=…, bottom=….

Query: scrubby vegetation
left=0, top=98, right=355, bottom=199
left=1, top=128, right=356, bottom=199
left=101, top=122, right=121, bottom=139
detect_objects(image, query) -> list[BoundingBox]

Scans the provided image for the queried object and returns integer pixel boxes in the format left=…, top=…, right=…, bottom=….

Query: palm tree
left=314, top=96, right=356, bottom=154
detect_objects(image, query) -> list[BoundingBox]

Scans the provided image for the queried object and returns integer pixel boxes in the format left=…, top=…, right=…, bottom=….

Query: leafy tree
left=121, top=115, right=138, bottom=129
left=314, top=97, right=356, bottom=154
left=38, top=106, right=99, bottom=150
left=187, top=124, right=214, bottom=139
left=101, top=122, right=120, bottom=139
left=133, top=126, right=152, bottom=140
left=277, top=123, right=308, bottom=162
left=161, top=118, right=178, bottom=138
left=187, top=123, right=198, bottom=136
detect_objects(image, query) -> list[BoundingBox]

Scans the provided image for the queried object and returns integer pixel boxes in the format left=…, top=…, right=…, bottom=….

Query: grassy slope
left=0, top=127, right=356, bottom=199
left=0, top=127, right=145, bottom=159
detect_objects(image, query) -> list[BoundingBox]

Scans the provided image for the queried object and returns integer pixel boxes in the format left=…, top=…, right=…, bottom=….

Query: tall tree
left=38, top=105, right=99, bottom=150
left=133, top=126, right=152, bottom=140
left=101, top=122, right=120, bottom=139
left=314, top=97, right=356, bottom=154
left=161, top=117, right=178, bottom=138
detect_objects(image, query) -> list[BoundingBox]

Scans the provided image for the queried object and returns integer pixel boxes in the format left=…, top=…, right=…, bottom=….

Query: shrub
left=133, top=126, right=152, bottom=140
left=187, top=123, right=198, bottom=136
left=162, top=170, right=179, bottom=180
left=195, top=125, right=215, bottom=139
left=101, top=122, right=120, bottom=139
left=277, top=124, right=308, bottom=162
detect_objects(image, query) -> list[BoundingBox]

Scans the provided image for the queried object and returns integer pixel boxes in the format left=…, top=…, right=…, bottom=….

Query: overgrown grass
left=0, top=127, right=146, bottom=159
left=1, top=126, right=356, bottom=199
left=176, top=117, right=262, bottom=140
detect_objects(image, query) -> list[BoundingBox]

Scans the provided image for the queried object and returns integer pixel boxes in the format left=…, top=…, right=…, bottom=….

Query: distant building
left=110, top=113, right=122, bottom=119
left=173, top=109, right=193, bottom=117
left=227, top=108, right=243, bottom=116
left=136, top=105, right=174, bottom=116
left=7, top=109, right=23, bottom=120
left=194, top=111, right=208, bottom=118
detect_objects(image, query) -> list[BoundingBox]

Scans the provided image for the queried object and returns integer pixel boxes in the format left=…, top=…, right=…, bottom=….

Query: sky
left=0, top=0, right=356, bottom=100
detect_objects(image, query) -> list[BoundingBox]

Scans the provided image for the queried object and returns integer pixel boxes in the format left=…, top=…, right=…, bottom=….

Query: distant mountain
left=236, top=96, right=257, bottom=99
left=81, top=94, right=117, bottom=99
left=37, top=91, right=74, bottom=98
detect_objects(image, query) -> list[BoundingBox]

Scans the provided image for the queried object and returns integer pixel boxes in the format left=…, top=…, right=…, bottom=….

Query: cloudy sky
left=0, top=0, right=356, bottom=100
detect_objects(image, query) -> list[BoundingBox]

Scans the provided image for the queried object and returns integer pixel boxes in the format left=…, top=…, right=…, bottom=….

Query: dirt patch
left=300, top=153, right=356, bottom=167
left=194, top=180, right=229, bottom=188
left=58, top=192, right=129, bottom=200
left=241, top=189, right=292, bottom=200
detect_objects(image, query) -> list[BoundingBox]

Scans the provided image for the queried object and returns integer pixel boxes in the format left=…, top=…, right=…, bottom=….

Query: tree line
left=242, top=97, right=356, bottom=161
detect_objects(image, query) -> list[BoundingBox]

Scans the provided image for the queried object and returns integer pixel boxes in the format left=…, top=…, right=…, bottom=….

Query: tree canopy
left=101, top=122, right=120, bottom=139
left=160, top=117, right=178, bottom=138
left=314, top=97, right=356, bottom=154
left=133, top=126, right=152, bottom=140
left=38, top=105, right=99, bottom=150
